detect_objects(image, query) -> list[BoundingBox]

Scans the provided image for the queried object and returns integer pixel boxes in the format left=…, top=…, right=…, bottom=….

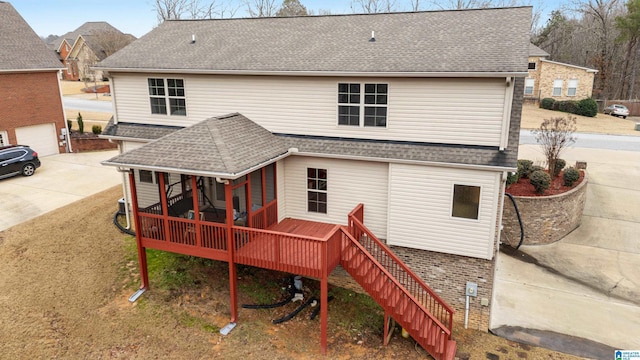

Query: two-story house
left=525, top=43, right=598, bottom=102
left=0, top=1, right=67, bottom=155
left=97, top=7, right=531, bottom=359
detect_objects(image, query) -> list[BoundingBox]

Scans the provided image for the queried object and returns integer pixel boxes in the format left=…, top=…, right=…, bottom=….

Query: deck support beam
left=129, top=171, right=149, bottom=296
left=225, top=180, right=238, bottom=323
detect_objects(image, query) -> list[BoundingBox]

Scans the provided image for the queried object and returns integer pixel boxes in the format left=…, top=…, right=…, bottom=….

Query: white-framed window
left=451, top=184, right=481, bottom=220
left=307, top=168, right=327, bottom=214
left=338, top=83, right=388, bottom=127
left=552, top=79, right=563, bottom=97
left=524, top=78, right=535, bottom=95
left=139, top=170, right=168, bottom=185
left=567, top=79, right=578, bottom=96
left=148, top=78, right=186, bottom=116
left=0, top=131, right=7, bottom=146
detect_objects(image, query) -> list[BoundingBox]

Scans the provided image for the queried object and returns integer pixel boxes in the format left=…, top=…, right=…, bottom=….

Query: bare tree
left=409, top=0, right=422, bottom=10
left=155, top=0, right=239, bottom=21
left=351, top=0, right=398, bottom=13
left=155, top=0, right=189, bottom=21
left=531, top=116, right=577, bottom=179
left=276, top=0, right=308, bottom=16
left=245, top=0, right=279, bottom=17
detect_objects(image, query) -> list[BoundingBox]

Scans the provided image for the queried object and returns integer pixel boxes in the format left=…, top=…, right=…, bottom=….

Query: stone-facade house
left=0, top=1, right=68, bottom=155
left=96, top=7, right=532, bottom=359
left=525, top=44, right=598, bottom=102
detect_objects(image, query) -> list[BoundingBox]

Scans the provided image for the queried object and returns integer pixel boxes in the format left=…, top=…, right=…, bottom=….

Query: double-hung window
left=552, top=79, right=563, bottom=97
left=338, top=83, right=388, bottom=127
left=307, top=168, right=327, bottom=214
left=451, top=184, right=481, bottom=220
left=148, top=78, right=186, bottom=116
left=567, top=79, right=578, bottom=96
left=524, top=78, right=535, bottom=95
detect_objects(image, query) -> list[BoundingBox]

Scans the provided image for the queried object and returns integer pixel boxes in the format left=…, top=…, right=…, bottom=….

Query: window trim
left=0, top=131, right=7, bottom=147
left=528, top=62, right=536, bottom=70
left=450, top=183, right=482, bottom=221
left=567, top=79, right=578, bottom=97
left=306, top=167, right=328, bottom=214
left=552, top=79, right=563, bottom=97
left=524, top=78, right=535, bottom=95
left=337, top=82, right=388, bottom=128
left=147, top=77, right=187, bottom=116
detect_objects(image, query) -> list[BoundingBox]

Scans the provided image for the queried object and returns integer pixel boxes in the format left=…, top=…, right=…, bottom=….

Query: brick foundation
left=70, top=134, right=117, bottom=152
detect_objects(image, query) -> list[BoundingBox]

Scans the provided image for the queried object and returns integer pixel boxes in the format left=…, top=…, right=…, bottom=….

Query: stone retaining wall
left=501, top=171, right=588, bottom=246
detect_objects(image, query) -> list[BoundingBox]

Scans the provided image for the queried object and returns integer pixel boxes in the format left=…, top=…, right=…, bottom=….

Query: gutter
left=96, top=67, right=528, bottom=78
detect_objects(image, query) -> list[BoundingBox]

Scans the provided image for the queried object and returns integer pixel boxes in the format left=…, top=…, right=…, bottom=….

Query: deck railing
left=249, top=201, right=278, bottom=229
left=347, top=204, right=454, bottom=335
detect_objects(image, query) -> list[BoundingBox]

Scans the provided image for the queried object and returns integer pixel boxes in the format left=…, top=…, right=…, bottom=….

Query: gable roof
left=48, top=21, right=120, bottom=52
left=102, top=113, right=290, bottom=178
left=529, top=43, right=549, bottom=57
left=0, top=1, right=62, bottom=71
left=97, top=7, right=532, bottom=76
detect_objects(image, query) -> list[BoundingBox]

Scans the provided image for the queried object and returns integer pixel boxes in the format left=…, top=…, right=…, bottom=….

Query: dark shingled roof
left=103, top=114, right=290, bottom=177
left=48, top=21, right=120, bottom=51
left=0, top=2, right=63, bottom=71
left=97, top=7, right=532, bottom=74
left=101, top=116, right=516, bottom=171
left=529, top=43, right=549, bottom=57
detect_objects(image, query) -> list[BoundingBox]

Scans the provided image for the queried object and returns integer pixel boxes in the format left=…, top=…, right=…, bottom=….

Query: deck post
left=225, top=180, right=238, bottom=323
left=320, top=239, right=328, bottom=355
left=128, top=171, right=149, bottom=291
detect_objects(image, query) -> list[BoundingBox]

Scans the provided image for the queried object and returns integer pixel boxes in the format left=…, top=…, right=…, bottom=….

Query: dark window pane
left=349, top=84, right=360, bottom=93
left=308, top=192, right=317, bottom=201
left=377, top=95, right=387, bottom=104
left=318, top=180, right=327, bottom=190
left=338, top=94, right=348, bottom=103
left=365, top=94, right=375, bottom=104
left=307, top=168, right=316, bottom=178
left=338, top=83, right=348, bottom=92
left=365, top=107, right=375, bottom=115
left=318, top=203, right=327, bottom=214
left=452, top=185, right=480, bottom=219
left=317, top=169, right=327, bottom=179
left=364, top=83, right=376, bottom=93
left=169, top=98, right=186, bottom=115
left=150, top=97, right=166, bottom=114
left=318, top=192, right=327, bottom=202
left=349, top=94, right=360, bottom=103
left=377, top=84, right=388, bottom=93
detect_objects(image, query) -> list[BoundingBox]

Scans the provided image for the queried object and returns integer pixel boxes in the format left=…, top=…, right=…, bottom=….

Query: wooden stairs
left=341, top=205, right=456, bottom=360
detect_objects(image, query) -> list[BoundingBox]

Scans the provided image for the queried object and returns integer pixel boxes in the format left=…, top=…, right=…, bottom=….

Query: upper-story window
left=148, top=78, right=186, bottom=116
left=528, top=62, right=536, bottom=70
left=524, top=78, right=535, bottom=95
left=338, top=83, right=388, bottom=127
left=552, top=79, right=563, bottom=97
left=567, top=79, right=578, bottom=96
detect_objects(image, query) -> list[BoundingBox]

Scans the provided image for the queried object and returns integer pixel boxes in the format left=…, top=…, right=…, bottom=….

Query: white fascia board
left=95, top=67, right=529, bottom=78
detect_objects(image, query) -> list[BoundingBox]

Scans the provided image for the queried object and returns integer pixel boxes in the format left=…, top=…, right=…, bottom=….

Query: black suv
left=0, top=145, right=41, bottom=179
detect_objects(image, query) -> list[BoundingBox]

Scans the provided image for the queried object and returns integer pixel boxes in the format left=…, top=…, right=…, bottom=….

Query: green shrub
left=553, top=158, right=566, bottom=177
left=541, top=98, right=555, bottom=110
left=554, top=100, right=579, bottom=114
left=530, top=170, right=551, bottom=194
left=506, top=171, right=520, bottom=186
left=76, top=112, right=84, bottom=133
left=563, top=167, right=581, bottom=187
left=92, top=125, right=102, bottom=135
left=530, top=165, right=544, bottom=173
left=517, top=159, right=534, bottom=178
left=577, top=98, right=598, bottom=117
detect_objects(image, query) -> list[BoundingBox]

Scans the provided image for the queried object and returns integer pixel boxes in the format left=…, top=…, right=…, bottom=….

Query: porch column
left=129, top=171, right=149, bottom=290
left=224, top=180, right=238, bottom=323
left=191, top=176, right=201, bottom=248
left=321, top=241, right=328, bottom=354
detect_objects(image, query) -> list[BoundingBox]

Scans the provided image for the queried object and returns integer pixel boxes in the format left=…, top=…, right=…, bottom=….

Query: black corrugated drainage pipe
left=504, top=193, right=525, bottom=250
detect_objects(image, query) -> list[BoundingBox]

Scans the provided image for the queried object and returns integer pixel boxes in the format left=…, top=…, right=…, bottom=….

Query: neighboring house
left=0, top=1, right=68, bottom=156
left=525, top=43, right=598, bottom=102
left=96, top=7, right=531, bottom=359
left=48, top=22, right=134, bottom=81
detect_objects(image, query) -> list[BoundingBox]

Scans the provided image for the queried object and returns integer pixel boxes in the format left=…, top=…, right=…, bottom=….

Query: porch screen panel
left=250, top=170, right=263, bottom=207
left=265, top=163, right=276, bottom=203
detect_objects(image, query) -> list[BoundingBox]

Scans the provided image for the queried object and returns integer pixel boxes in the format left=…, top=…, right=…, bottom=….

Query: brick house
left=0, top=1, right=68, bottom=155
left=96, top=7, right=531, bottom=358
left=525, top=44, right=598, bottom=102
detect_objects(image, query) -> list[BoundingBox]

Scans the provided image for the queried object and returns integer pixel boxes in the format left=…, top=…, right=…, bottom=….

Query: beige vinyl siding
left=112, top=73, right=506, bottom=146
left=387, top=164, right=500, bottom=259
left=280, top=156, right=388, bottom=236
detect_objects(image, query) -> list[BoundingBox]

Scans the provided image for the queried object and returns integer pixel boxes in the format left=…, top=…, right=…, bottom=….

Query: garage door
left=15, top=123, right=59, bottom=156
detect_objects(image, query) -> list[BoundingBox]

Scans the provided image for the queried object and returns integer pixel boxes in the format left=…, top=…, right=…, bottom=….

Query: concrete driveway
left=491, top=145, right=640, bottom=354
left=0, top=150, right=121, bottom=232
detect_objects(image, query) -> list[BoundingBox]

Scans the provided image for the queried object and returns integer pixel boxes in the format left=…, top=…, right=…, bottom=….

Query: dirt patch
left=0, top=186, right=583, bottom=359
left=507, top=170, right=584, bottom=197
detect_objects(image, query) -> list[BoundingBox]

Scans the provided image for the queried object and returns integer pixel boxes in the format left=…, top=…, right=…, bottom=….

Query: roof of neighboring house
left=102, top=114, right=290, bottom=178
left=48, top=21, right=120, bottom=51
left=101, top=116, right=517, bottom=173
left=540, top=58, right=598, bottom=73
left=529, top=43, right=549, bottom=57
left=97, top=7, right=532, bottom=75
left=0, top=1, right=63, bottom=71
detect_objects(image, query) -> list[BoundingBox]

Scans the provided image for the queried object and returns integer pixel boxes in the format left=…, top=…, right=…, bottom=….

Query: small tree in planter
left=531, top=116, right=577, bottom=177
left=76, top=112, right=84, bottom=133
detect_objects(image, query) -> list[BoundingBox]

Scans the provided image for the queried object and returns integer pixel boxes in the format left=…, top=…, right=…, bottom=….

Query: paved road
left=0, top=151, right=121, bottom=232
left=519, top=130, right=640, bottom=152
left=63, top=96, right=113, bottom=113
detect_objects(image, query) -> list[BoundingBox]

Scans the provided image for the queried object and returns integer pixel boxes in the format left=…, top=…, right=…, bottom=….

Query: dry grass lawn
left=521, top=103, right=639, bottom=136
